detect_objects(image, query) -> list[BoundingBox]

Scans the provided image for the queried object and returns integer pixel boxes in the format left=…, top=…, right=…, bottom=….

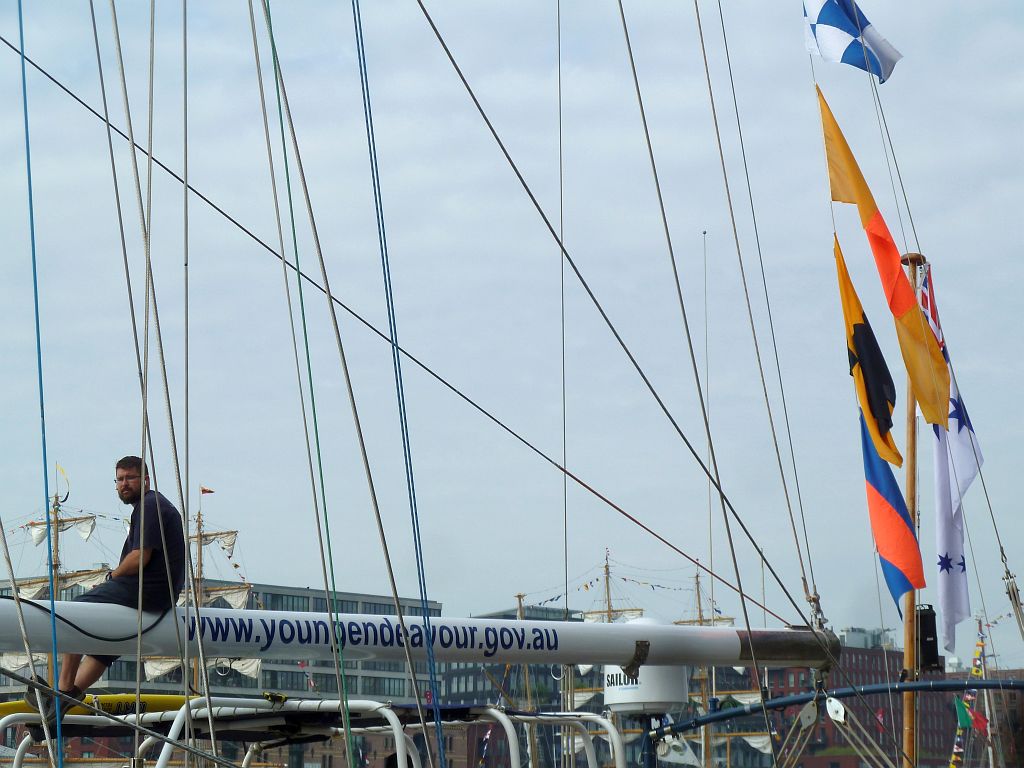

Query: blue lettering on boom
left=187, top=615, right=560, bottom=657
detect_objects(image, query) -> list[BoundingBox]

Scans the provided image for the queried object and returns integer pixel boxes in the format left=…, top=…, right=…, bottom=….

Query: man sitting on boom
left=26, top=455, right=186, bottom=723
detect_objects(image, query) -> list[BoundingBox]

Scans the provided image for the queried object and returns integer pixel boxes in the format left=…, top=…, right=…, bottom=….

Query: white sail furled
left=179, top=584, right=251, bottom=610
left=13, top=568, right=109, bottom=600
left=706, top=734, right=772, bottom=754
left=572, top=690, right=596, bottom=708
left=0, top=652, right=48, bottom=673
left=144, top=656, right=261, bottom=681
left=27, top=516, right=96, bottom=546
left=196, top=531, right=238, bottom=558
left=739, top=735, right=773, bottom=754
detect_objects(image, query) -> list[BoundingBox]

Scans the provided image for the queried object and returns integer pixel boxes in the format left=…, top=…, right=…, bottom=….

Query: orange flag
left=817, top=86, right=949, bottom=427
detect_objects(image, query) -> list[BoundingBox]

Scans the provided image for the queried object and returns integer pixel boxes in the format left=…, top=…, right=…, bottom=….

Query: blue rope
left=17, top=0, right=65, bottom=758
left=348, top=4, right=447, bottom=766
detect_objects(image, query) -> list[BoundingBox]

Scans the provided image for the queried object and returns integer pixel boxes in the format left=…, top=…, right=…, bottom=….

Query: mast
left=47, top=491, right=60, bottom=687
left=193, top=507, right=203, bottom=690
left=900, top=252, right=924, bottom=768
left=696, top=572, right=711, bottom=768
left=604, top=551, right=613, bottom=622
left=516, top=593, right=539, bottom=766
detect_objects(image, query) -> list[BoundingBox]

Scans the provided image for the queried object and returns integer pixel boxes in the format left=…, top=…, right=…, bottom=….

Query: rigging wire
left=0, top=31, right=816, bottom=627
left=0, top=18, right=923, bottom=729
left=871, top=550, right=900, bottom=766
left=180, top=0, right=195, bottom=759
left=86, top=2, right=198, bottom=750
left=807, top=62, right=929, bottom=768
left=256, top=6, right=440, bottom=766
left=682, top=1, right=779, bottom=754
left=246, top=3, right=356, bottom=764
left=408, top=0, right=824, bottom=635
left=556, top=0, right=571, bottom=675
left=132, top=1, right=158, bottom=750
left=924, top=271, right=1021, bottom=644
left=105, top=0, right=218, bottom=748
left=2, top=667, right=239, bottom=768
left=555, top=6, right=575, bottom=763
left=690, top=0, right=814, bottom=636
left=346, top=1, right=447, bottom=763
left=15, top=0, right=63, bottom=760
left=711, top=0, right=819, bottom=610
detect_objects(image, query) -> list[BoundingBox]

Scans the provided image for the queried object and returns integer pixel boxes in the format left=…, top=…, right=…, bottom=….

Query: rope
left=1, top=668, right=238, bottom=768
left=0, top=30, right=825, bottom=630
left=256, top=6, right=439, bottom=767
left=409, top=0, right=831, bottom=637
left=180, top=0, right=195, bottom=758
left=86, top=0, right=199, bottom=752
left=15, top=0, right=63, bottom=760
left=691, top=0, right=814, bottom=632
left=684, top=3, right=779, bottom=757
left=346, top=1, right=447, bottom=764
left=871, top=551, right=900, bottom=766
left=131, top=1, right=157, bottom=748
left=105, top=0, right=218, bottom=747
left=245, top=3, right=356, bottom=765
left=555, top=6, right=576, bottom=766
left=711, top=0, right=819, bottom=610
left=925, top=273, right=1019, bottom=644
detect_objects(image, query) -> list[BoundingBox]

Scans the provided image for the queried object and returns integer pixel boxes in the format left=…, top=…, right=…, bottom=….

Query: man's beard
left=119, top=487, right=142, bottom=505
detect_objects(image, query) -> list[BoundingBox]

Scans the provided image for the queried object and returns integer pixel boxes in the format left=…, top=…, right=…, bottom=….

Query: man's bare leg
left=57, top=654, right=82, bottom=692
left=71, top=656, right=108, bottom=693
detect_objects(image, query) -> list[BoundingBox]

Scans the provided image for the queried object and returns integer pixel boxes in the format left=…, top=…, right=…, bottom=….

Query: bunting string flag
left=804, top=0, right=902, bottom=82
left=921, top=267, right=983, bottom=653
left=948, top=631, right=990, bottom=766
left=817, top=86, right=950, bottom=426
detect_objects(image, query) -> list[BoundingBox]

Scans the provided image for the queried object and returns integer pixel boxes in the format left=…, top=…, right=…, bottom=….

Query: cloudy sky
left=1, top=2, right=1022, bottom=669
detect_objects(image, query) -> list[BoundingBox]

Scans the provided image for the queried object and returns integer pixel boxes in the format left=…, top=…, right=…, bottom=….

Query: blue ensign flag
left=804, top=0, right=902, bottom=83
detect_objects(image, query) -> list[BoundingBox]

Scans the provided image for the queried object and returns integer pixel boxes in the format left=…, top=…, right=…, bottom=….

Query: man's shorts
left=74, top=579, right=175, bottom=668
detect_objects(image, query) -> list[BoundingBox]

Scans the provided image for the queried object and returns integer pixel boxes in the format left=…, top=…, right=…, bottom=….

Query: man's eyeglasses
left=114, top=475, right=142, bottom=486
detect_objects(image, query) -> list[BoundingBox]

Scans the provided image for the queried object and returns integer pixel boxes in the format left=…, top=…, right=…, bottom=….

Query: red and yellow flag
left=817, top=86, right=949, bottom=427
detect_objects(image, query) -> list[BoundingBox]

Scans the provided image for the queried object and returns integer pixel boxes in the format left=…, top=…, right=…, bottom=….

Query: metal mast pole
left=901, top=251, right=924, bottom=768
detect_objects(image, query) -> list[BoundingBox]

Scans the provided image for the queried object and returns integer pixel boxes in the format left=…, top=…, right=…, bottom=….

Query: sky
left=0, top=2, right=1022, bottom=671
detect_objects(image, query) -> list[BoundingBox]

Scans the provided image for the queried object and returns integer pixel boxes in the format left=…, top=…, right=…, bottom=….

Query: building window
left=364, top=676, right=405, bottom=697
left=106, top=661, right=138, bottom=681
left=313, top=597, right=358, bottom=614
left=362, top=602, right=396, bottom=615
left=266, top=593, right=309, bottom=612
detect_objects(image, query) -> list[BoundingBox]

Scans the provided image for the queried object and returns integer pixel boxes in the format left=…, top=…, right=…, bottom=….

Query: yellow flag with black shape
left=834, top=236, right=903, bottom=467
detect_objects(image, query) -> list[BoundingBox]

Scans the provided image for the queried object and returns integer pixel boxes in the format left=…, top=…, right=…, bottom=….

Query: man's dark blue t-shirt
left=117, top=489, right=186, bottom=609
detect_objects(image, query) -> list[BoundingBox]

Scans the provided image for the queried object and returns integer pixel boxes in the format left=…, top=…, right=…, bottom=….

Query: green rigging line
left=262, top=3, right=357, bottom=765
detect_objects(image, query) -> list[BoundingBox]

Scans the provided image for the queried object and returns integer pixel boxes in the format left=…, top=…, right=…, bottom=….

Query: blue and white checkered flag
left=804, top=0, right=901, bottom=83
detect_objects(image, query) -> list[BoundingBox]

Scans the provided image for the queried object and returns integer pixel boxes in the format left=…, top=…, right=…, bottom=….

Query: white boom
left=0, top=599, right=838, bottom=669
